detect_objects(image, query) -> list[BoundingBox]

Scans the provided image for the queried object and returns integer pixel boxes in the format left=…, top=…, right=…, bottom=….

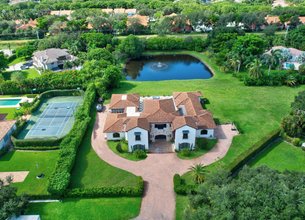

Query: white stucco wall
left=196, top=129, right=214, bottom=138
left=174, top=126, right=196, bottom=151
left=106, top=132, right=125, bottom=141
left=127, top=127, right=149, bottom=152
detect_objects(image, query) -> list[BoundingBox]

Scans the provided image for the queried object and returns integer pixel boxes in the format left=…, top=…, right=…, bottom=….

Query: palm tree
left=247, top=59, right=263, bottom=79
left=285, top=75, right=297, bottom=87
left=228, top=57, right=241, bottom=73
left=261, top=49, right=282, bottom=75
left=189, top=163, right=207, bottom=184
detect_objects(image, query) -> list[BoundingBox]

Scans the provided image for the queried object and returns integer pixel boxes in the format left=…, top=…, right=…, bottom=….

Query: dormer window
left=182, top=130, right=189, bottom=139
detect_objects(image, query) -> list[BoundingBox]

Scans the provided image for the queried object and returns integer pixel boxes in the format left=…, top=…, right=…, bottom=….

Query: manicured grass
left=250, top=140, right=305, bottom=172
left=177, top=138, right=217, bottom=159
left=2, top=69, right=40, bottom=80
left=69, top=109, right=141, bottom=189
left=0, top=107, right=17, bottom=119
left=0, top=150, right=58, bottom=196
left=0, top=39, right=34, bottom=49
left=8, top=56, right=26, bottom=66
left=25, top=197, right=141, bottom=220
left=176, top=195, right=189, bottom=220
left=108, top=140, right=144, bottom=161
left=114, top=51, right=305, bottom=176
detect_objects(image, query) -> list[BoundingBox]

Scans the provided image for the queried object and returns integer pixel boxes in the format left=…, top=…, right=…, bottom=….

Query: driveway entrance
left=149, top=140, right=174, bottom=153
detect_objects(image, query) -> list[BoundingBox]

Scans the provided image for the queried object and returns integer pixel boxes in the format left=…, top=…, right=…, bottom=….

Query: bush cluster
left=173, top=174, right=195, bottom=195
left=133, top=149, right=147, bottom=159
left=145, top=36, right=207, bottom=52
left=244, top=71, right=305, bottom=87
left=47, top=84, right=96, bottom=196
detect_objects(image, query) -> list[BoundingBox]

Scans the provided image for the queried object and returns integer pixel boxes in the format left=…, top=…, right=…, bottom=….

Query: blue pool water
left=125, top=55, right=213, bottom=81
left=0, top=99, right=21, bottom=106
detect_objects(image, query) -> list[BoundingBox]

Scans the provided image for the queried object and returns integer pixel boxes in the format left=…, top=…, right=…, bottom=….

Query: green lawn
left=176, top=195, right=189, bottom=220
left=26, top=197, right=141, bottom=220
left=8, top=56, right=26, bottom=66
left=108, top=140, right=144, bottom=161
left=177, top=138, right=217, bottom=159
left=250, top=140, right=305, bottom=172
left=113, top=51, right=305, bottom=176
left=0, top=150, right=58, bottom=196
left=2, top=69, right=40, bottom=80
left=69, top=109, right=141, bottom=189
left=0, top=107, right=16, bottom=119
left=0, top=39, right=34, bottom=49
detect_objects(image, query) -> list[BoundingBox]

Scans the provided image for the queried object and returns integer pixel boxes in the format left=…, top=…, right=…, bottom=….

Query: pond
left=124, top=54, right=213, bottom=81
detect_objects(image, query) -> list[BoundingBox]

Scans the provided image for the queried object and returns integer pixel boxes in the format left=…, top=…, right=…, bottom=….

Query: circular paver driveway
left=91, top=107, right=238, bottom=220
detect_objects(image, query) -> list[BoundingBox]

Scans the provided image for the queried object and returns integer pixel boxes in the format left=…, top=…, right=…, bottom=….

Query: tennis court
left=19, top=96, right=83, bottom=139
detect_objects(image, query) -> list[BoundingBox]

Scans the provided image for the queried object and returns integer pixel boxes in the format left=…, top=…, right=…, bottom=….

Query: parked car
left=96, top=104, right=104, bottom=112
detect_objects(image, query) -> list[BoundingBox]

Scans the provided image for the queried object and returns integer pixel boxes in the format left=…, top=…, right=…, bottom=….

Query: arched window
left=113, top=133, right=120, bottom=138
left=201, top=130, right=208, bottom=135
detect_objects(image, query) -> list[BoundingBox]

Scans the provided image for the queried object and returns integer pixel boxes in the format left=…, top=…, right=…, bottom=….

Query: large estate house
left=103, top=92, right=216, bottom=152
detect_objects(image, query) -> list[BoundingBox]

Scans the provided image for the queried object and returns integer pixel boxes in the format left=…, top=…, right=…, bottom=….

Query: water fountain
left=150, top=62, right=168, bottom=71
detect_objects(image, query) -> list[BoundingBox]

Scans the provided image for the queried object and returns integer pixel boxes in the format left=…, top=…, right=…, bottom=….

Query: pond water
left=124, top=54, right=213, bottom=81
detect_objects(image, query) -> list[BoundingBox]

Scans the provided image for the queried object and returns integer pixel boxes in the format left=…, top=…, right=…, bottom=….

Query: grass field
left=250, top=140, right=305, bottom=172
left=69, top=109, right=141, bottom=188
left=177, top=138, right=217, bottom=159
left=8, top=56, right=26, bottom=66
left=108, top=140, right=144, bottom=161
left=0, top=150, right=58, bottom=196
left=3, top=69, right=40, bottom=80
left=0, top=39, right=34, bottom=49
left=26, top=197, right=141, bottom=220
left=176, top=195, right=189, bottom=220
left=0, top=108, right=16, bottom=119
left=113, top=51, right=305, bottom=176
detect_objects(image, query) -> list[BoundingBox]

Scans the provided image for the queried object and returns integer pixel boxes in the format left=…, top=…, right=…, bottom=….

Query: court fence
left=12, top=89, right=84, bottom=149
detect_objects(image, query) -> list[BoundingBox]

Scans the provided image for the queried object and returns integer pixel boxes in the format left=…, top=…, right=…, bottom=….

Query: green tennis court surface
left=18, top=96, right=83, bottom=139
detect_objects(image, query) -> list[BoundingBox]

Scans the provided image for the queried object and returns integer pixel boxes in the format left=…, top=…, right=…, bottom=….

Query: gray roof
left=33, top=48, right=70, bottom=64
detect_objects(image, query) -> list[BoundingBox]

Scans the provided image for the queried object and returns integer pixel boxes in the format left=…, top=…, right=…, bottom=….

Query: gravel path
left=91, top=106, right=238, bottom=220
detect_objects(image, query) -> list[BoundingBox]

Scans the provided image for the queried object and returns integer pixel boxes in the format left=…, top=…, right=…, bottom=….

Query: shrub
left=180, top=148, right=191, bottom=157
left=133, top=149, right=147, bottom=159
left=292, top=138, right=301, bottom=147
left=299, top=64, right=305, bottom=75
left=173, top=174, right=195, bottom=195
left=116, top=142, right=123, bottom=153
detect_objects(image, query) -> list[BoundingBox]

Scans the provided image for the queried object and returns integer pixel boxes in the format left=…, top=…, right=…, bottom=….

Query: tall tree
left=118, top=35, right=144, bottom=59
left=247, top=59, right=263, bottom=79
left=189, top=164, right=207, bottom=184
left=261, top=49, right=282, bottom=75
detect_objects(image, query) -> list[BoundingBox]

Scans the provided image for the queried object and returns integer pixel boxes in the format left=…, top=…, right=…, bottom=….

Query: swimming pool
left=0, top=98, right=22, bottom=107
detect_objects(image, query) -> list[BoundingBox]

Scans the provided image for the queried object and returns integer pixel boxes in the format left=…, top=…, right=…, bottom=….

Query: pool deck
left=0, top=97, right=34, bottom=108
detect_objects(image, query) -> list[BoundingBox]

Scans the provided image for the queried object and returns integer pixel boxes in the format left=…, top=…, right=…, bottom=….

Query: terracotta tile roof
left=0, top=120, right=15, bottom=141
left=127, top=15, right=149, bottom=27
left=172, top=116, right=197, bottom=130
left=125, top=117, right=150, bottom=131
left=299, top=17, right=305, bottom=24
left=142, top=99, right=178, bottom=123
left=173, top=91, right=203, bottom=115
left=195, top=112, right=217, bottom=129
left=101, top=8, right=114, bottom=14
left=266, top=46, right=304, bottom=57
left=16, top=19, right=37, bottom=30
left=103, top=113, right=126, bottom=132
left=265, top=16, right=281, bottom=24
left=109, top=94, right=140, bottom=111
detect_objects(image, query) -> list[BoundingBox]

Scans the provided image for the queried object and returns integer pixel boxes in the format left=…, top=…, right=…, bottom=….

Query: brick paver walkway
left=91, top=106, right=238, bottom=220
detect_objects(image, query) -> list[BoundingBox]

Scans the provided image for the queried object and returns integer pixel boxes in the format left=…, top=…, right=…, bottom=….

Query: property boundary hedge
left=12, top=89, right=83, bottom=148
left=47, top=84, right=96, bottom=196
left=228, top=129, right=281, bottom=175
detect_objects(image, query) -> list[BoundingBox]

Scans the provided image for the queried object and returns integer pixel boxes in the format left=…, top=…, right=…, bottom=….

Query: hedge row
left=66, top=177, right=144, bottom=198
left=47, top=84, right=96, bottom=196
left=228, top=129, right=281, bottom=175
left=173, top=174, right=195, bottom=195
left=14, top=146, right=60, bottom=151
left=12, top=89, right=83, bottom=148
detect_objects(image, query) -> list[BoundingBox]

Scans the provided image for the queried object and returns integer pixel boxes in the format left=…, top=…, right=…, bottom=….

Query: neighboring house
left=32, top=48, right=75, bottom=71
left=103, top=92, right=216, bottom=152
left=10, top=215, right=41, bottom=220
left=15, top=18, right=37, bottom=30
left=127, top=15, right=149, bottom=27
left=265, top=46, right=305, bottom=70
left=101, top=8, right=114, bottom=14
left=0, top=120, right=16, bottom=150
left=9, top=0, right=29, bottom=4
left=50, top=10, right=74, bottom=20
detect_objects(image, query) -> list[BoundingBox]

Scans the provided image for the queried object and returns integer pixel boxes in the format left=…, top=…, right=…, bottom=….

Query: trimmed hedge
left=66, top=177, right=144, bottom=198
left=228, top=129, right=281, bottom=175
left=14, top=146, right=60, bottom=150
left=47, top=84, right=96, bottom=196
left=12, top=89, right=83, bottom=148
left=173, top=174, right=195, bottom=195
